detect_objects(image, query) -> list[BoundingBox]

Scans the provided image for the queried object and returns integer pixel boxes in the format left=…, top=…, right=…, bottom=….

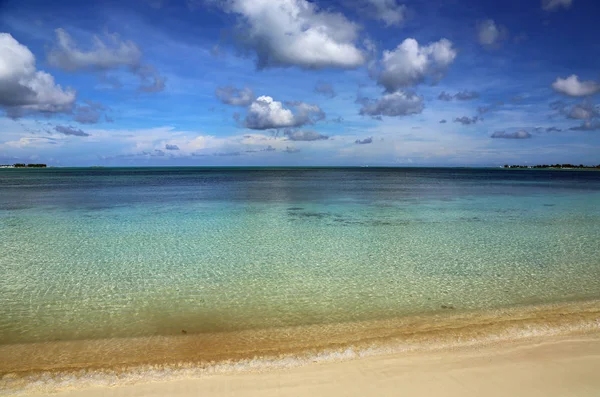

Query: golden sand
left=1, top=299, right=599, bottom=395
left=32, top=333, right=600, bottom=397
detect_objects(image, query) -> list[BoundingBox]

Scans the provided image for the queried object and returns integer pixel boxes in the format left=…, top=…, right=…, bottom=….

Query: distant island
left=0, top=163, right=47, bottom=168
left=503, top=164, right=600, bottom=169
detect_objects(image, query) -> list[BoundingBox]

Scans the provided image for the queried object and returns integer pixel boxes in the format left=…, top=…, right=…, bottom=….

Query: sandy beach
left=13, top=332, right=599, bottom=397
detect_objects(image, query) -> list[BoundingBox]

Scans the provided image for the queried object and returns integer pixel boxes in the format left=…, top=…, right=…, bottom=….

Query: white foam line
left=2, top=318, right=599, bottom=395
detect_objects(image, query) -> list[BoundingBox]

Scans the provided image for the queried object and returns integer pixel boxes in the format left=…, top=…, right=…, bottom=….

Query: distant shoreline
left=1, top=164, right=599, bottom=170
left=503, top=164, right=600, bottom=170
left=0, top=163, right=46, bottom=168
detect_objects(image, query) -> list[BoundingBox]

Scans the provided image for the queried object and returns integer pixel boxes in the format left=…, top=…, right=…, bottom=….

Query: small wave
left=1, top=301, right=599, bottom=395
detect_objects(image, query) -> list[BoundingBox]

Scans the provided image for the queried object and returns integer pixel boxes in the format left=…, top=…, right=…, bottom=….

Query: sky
left=0, top=0, right=599, bottom=166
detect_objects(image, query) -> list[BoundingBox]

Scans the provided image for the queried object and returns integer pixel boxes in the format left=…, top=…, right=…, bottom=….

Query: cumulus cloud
left=222, top=0, right=365, bottom=69
left=567, top=102, right=599, bottom=120
left=552, top=75, right=600, bottom=97
left=284, top=129, right=329, bottom=141
left=438, top=90, right=479, bottom=101
left=244, top=96, right=293, bottom=129
left=570, top=120, right=600, bottom=131
left=284, top=146, right=300, bottom=153
left=243, top=96, right=324, bottom=130
left=355, top=137, right=373, bottom=144
left=363, top=0, right=407, bottom=26
left=286, top=100, right=326, bottom=123
left=47, top=29, right=165, bottom=92
left=0, top=33, right=76, bottom=116
left=546, top=127, right=562, bottom=132
left=359, top=91, right=424, bottom=117
left=54, top=125, right=89, bottom=137
left=542, top=0, right=573, bottom=11
left=314, top=81, right=336, bottom=98
left=376, top=38, right=457, bottom=92
left=490, top=130, right=531, bottom=139
left=362, top=38, right=455, bottom=119
left=165, top=144, right=180, bottom=150
left=551, top=98, right=599, bottom=124
left=477, top=19, right=507, bottom=47
left=454, top=116, right=481, bottom=125
left=215, top=86, right=255, bottom=106
left=439, top=119, right=447, bottom=123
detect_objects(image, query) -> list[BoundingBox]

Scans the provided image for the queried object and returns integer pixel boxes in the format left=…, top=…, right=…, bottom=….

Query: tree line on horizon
left=503, top=164, right=600, bottom=169
left=9, top=163, right=47, bottom=168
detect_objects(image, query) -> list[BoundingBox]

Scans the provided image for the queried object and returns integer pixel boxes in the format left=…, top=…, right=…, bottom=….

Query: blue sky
left=0, top=0, right=599, bottom=166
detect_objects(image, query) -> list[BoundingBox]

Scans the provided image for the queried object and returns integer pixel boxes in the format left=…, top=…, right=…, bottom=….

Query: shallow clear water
left=1, top=167, right=599, bottom=349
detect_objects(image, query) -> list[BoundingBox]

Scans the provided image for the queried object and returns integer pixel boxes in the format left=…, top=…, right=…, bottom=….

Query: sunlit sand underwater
left=1, top=167, right=600, bottom=393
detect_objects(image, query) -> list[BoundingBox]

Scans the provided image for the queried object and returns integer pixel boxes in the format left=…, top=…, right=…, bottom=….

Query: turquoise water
left=1, top=167, right=600, bottom=352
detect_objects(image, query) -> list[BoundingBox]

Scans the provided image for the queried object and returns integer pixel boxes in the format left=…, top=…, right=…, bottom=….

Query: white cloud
left=0, top=33, right=75, bottom=116
left=542, top=0, right=573, bottom=11
left=243, top=96, right=325, bottom=130
left=552, top=75, right=600, bottom=97
left=2, top=136, right=58, bottom=150
left=47, top=29, right=165, bottom=93
left=477, top=19, right=507, bottom=47
left=4, top=116, right=591, bottom=166
left=568, top=106, right=591, bottom=119
left=289, top=101, right=326, bottom=124
left=567, top=102, right=598, bottom=120
left=570, top=120, right=600, bottom=131
left=222, top=0, right=365, bottom=69
left=102, top=127, right=293, bottom=157
left=359, top=91, right=424, bottom=117
left=376, top=38, right=457, bottom=92
left=364, top=0, right=406, bottom=26
left=244, top=96, right=294, bottom=129
left=48, top=28, right=142, bottom=71
left=284, top=129, right=328, bottom=141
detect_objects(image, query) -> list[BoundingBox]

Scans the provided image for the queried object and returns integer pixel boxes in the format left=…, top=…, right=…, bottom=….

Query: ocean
left=1, top=167, right=599, bottom=393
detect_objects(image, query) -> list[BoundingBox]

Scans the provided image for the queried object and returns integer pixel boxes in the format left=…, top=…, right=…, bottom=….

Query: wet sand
left=17, top=333, right=600, bottom=397
left=1, top=300, right=599, bottom=395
